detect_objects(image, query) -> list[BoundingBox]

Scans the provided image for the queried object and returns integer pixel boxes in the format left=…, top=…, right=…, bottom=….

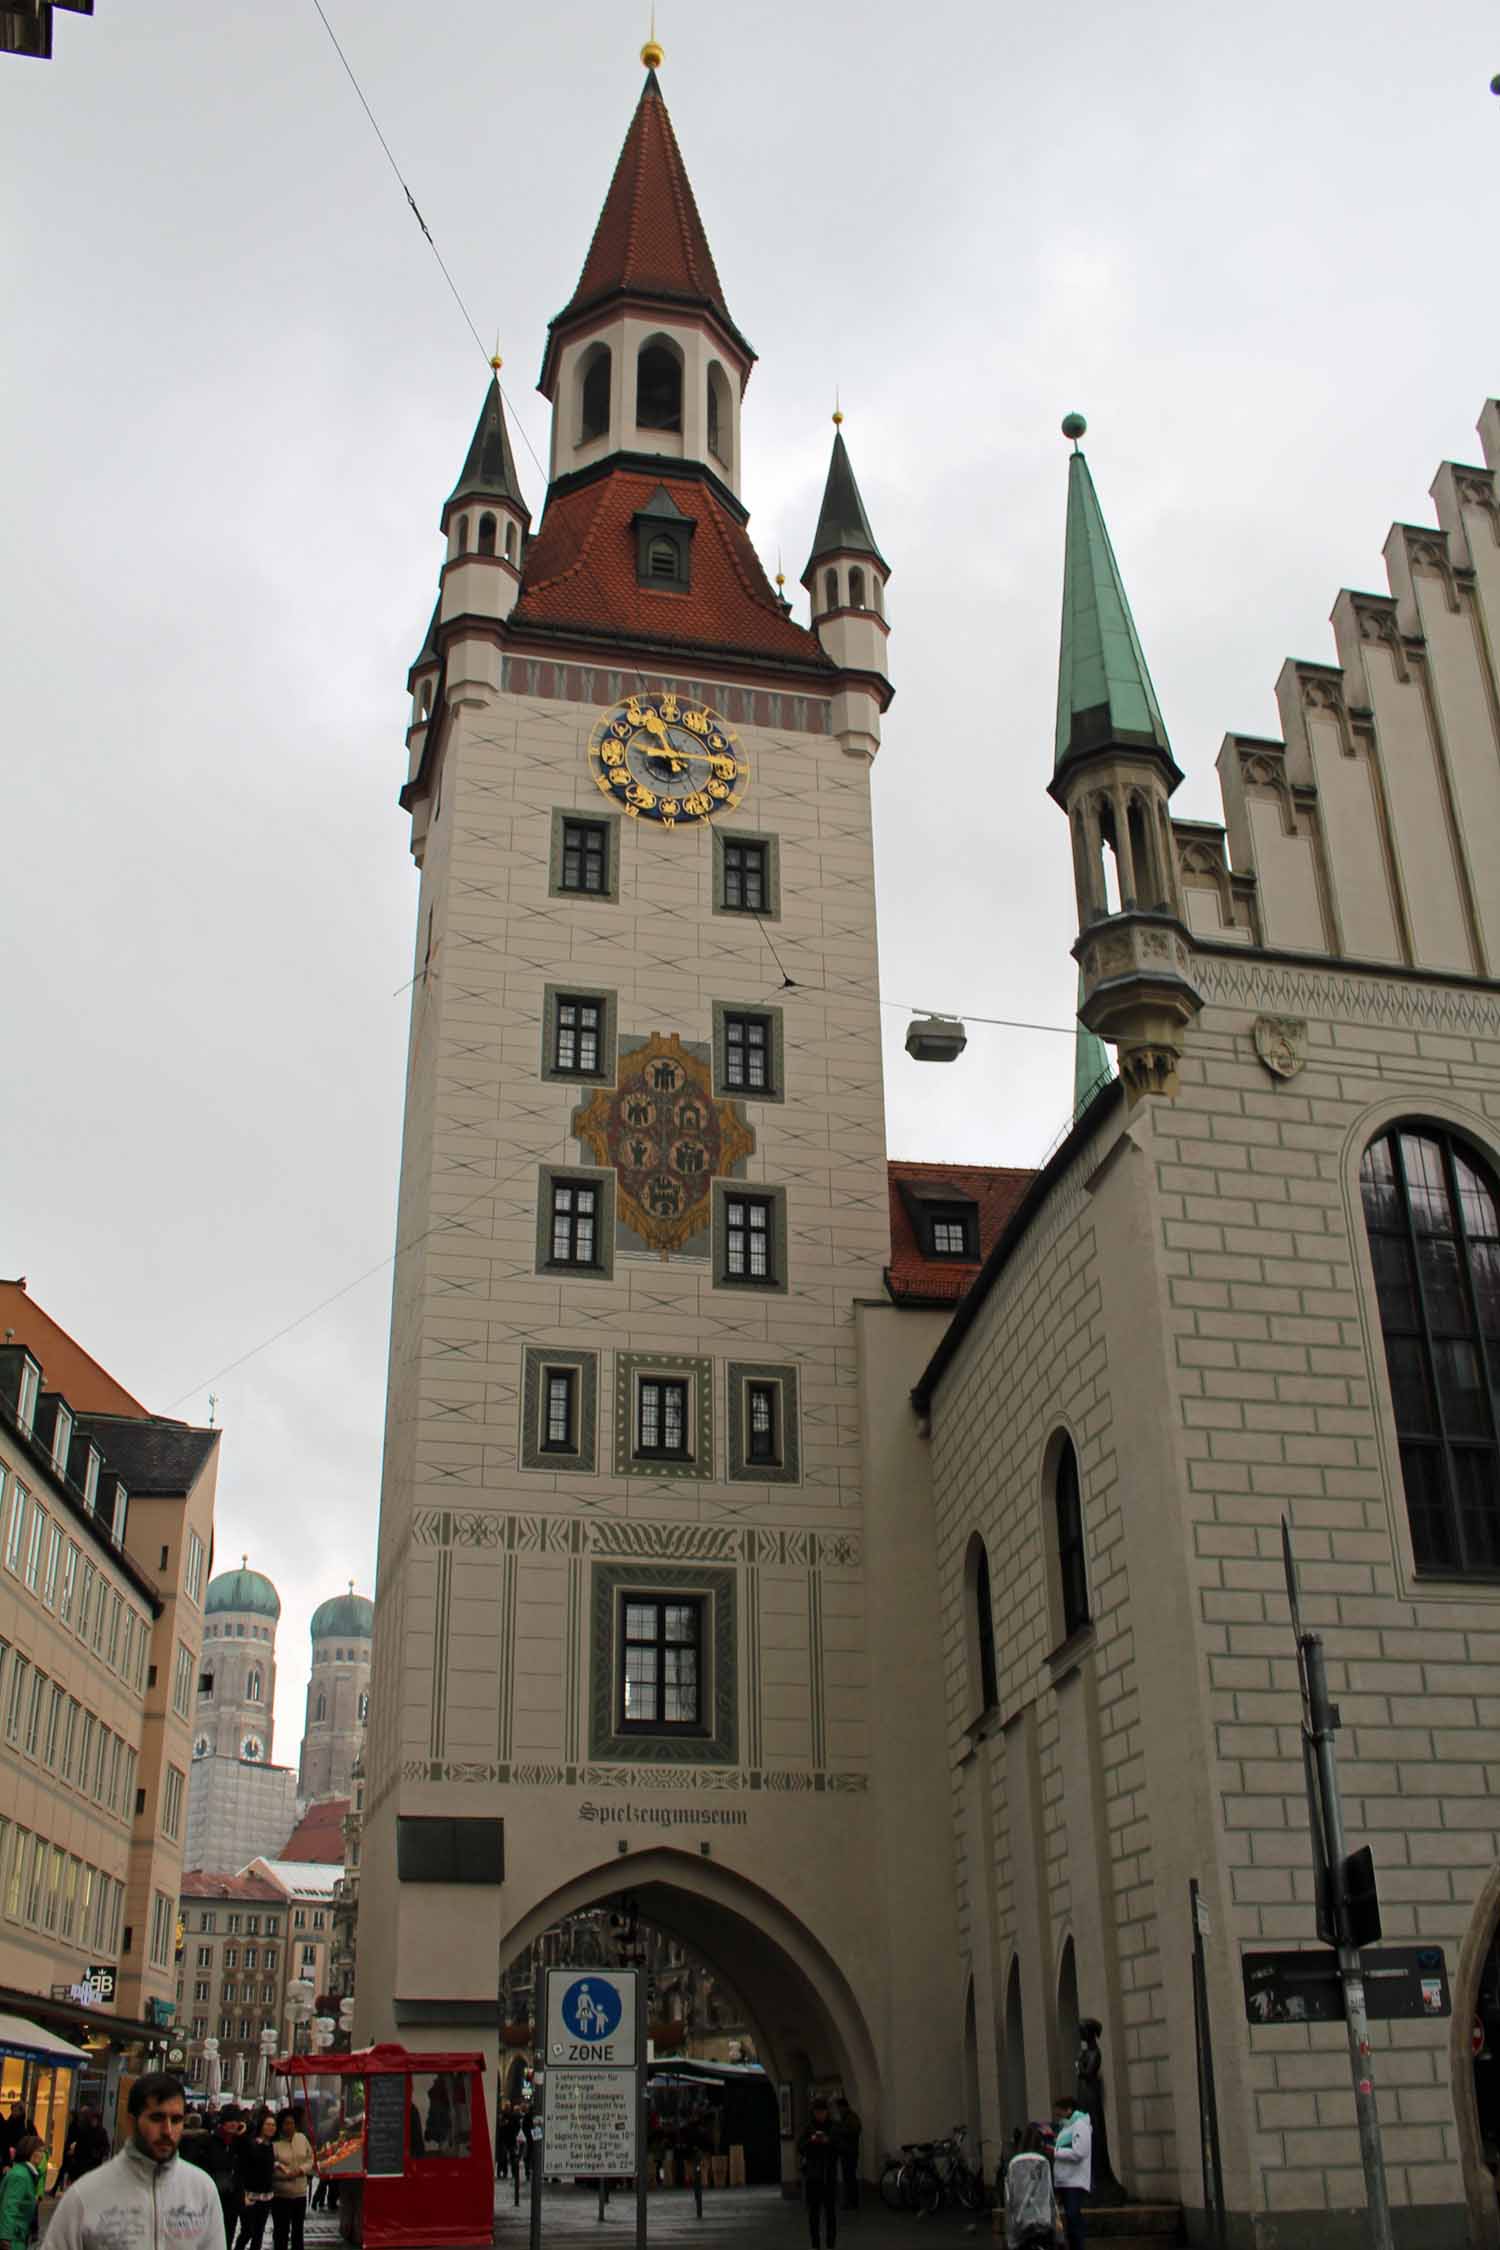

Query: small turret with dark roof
left=801, top=416, right=892, bottom=760
left=442, top=375, right=530, bottom=536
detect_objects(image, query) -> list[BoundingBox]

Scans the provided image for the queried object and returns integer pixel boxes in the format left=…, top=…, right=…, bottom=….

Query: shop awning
left=0, top=2014, right=90, bottom=2065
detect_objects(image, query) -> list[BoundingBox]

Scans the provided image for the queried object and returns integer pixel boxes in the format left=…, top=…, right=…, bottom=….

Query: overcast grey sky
left=3, top=0, right=1495, bottom=1764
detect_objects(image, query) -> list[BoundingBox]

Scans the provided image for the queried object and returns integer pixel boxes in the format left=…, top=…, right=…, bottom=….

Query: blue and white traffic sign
left=545, top=1964, right=637, bottom=2068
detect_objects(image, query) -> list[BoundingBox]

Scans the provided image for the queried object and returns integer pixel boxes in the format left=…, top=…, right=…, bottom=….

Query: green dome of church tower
left=205, top=1560, right=281, bottom=1619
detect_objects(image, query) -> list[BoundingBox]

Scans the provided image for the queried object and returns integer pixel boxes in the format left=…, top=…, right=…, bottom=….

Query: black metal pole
left=635, top=1974, right=648, bottom=2250
left=529, top=2070, right=544, bottom=2250
left=1189, top=1880, right=1226, bottom=2249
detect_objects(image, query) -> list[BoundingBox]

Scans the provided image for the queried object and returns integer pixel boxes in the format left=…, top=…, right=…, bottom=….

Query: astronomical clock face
left=587, top=692, right=747, bottom=825
left=240, top=1734, right=264, bottom=1763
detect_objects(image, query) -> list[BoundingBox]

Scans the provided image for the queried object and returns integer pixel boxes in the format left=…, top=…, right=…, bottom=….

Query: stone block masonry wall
left=1154, top=951, right=1500, bottom=2233
left=927, top=1101, right=1180, bottom=2198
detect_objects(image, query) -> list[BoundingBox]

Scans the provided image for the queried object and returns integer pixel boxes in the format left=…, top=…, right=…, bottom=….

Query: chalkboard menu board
left=365, top=2074, right=407, bottom=2177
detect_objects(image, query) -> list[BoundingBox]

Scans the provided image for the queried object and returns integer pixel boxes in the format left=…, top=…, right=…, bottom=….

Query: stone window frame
left=519, top=1345, right=600, bottom=1474
left=613, top=1352, right=713, bottom=1481
left=548, top=807, right=620, bottom=902
left=712, top=827, right=781, bottom=921
left=712, top=1181, right=789, bottom=1295
left=540, top=985, right=618, bottom=1087
left=535, top=1164, right=616, bottom=1282
left=711, top=999, right=785, bottom=1105
left=1040, top=1425, right=1093, bottom=1659
left=725, top=1360, right=802, bottom=1486
left=588, top=1560, right=738, bottom=1766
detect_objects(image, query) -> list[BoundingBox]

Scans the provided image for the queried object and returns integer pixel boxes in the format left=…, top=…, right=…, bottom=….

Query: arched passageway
left=498, top=1847, right=882, bottom=2170
left=1452, top=1866, right=1500, bottom=2250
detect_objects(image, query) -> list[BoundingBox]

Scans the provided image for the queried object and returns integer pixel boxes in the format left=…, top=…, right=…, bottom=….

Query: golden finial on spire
left=832, top=387, right=844, bottom=428
left=490, top=335, right=503, bottom=376
left=641, top=2, right=663, bottom=70
left=775, top=546, right=785, bottom=589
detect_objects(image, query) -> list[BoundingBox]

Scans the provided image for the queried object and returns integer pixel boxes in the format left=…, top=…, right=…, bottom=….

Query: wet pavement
left=313, top=2183, right=993, bottom=2250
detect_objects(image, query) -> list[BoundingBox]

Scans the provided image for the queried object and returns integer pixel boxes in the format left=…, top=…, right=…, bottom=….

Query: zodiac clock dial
left=586, top=692, right=747, bottom=826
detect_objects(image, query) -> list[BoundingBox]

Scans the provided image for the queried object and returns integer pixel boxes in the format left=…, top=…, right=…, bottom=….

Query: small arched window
left=1361, top=1124, right=1500, bottom=1572
left=315, top=1693, right=327, bottom=1724
left=418, top=681, right=432, bottom=721
left=456, top=515, right=470, bottom=555
left=1054, top=1437, right=1090, bottom=1638
left=706, top=363, right=732, bottom=468
left=504, top=521, right=517, bottom=563
left=849, top=566, right=866, bottom=610
left=247, top=1667, right=263, bottom=1703
left=636, top=339, right=683, bottom=432
left=647, top=534, right=680, bottom=581
left=965, top=1534, right=999, bottom=1715
left=824, top=568, right=839, bottom=613
left=477, top=513, right=496, bottom=556
left=579, top=344, right=611, bottom=444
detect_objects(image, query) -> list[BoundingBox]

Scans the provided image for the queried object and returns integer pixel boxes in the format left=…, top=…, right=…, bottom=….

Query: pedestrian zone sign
left=545, top=1967, right=636, bottom=2068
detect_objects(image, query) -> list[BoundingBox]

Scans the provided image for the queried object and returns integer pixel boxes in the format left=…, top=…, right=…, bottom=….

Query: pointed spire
left=1073, top=968, right=1112, bottom=1118
left=446, top=375, right=528, bottom=517
left=1054, top=418, right=1178, bottom=783
left=804, top=428, right=887, bottom=574
left=549, top=71, right=748, bottom=358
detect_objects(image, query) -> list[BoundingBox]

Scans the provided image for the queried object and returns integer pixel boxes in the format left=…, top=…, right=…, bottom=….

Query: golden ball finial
left=641, top=36, right=664, bottom=67
left=832, top=408, right=844, bottom=427
left=489, top=352, right=503, bottom=373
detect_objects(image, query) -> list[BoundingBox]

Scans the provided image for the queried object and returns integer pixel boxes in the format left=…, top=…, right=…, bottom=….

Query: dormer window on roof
left=896, top=1175, right=981, bottom=1261
left=634, top=485, right=695, bottom=590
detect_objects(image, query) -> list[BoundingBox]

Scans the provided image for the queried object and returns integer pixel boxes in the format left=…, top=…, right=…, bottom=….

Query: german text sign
left=544, top=2067, right=637, bottom=2176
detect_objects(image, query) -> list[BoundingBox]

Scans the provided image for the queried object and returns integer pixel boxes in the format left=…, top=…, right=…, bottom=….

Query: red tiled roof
left=179, top=1869, right=287, bottom=1902
left=278, top=1800, right=350, bottom=1864
left=0, top=1279, right=149, bottom=1417
left=511, top=468, right=830, bottom=671
left=554, top=73, right=741, bottom=348
left=885, top=1161, right=1035, bottom=1307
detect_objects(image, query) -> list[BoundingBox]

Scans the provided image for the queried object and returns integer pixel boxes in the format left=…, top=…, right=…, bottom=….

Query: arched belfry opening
left=578, top=343, right=611, bottom=445
left=497, top=1847, right=882, bottom=2171
left=636, top=336, right=684, bottom=433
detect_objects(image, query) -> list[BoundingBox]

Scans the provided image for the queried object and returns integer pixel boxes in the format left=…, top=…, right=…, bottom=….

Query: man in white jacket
left=1050, top=2095, right=1092, bottom=2250
left=47, top=2075, right=226, bottom=2250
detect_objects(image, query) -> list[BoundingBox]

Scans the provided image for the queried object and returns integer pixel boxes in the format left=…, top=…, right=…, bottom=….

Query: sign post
left=541, top=1967, right=644, bottom=2246
left=1281, top=1519, right=1394, bottom=2250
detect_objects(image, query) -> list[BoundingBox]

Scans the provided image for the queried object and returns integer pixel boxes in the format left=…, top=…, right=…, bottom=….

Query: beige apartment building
left=352, top=41, right=1500, bottom=2250
left=0, top=1281, right=218, bottom=2159
left=176, top=1868, right=288, bottom=2096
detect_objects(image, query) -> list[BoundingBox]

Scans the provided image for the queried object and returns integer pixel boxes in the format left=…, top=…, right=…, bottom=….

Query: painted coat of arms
left=572, top=1032, right=754, bottom=1253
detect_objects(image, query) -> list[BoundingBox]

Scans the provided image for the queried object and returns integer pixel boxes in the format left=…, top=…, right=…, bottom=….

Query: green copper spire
left=1054, top=417, right=1176, bottom=781
left=1073, top=968, right=1112, bottom=1118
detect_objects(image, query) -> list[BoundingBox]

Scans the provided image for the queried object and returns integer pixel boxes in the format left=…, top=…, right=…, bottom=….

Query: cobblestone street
left=482, top=2184, right=990, bottom=2250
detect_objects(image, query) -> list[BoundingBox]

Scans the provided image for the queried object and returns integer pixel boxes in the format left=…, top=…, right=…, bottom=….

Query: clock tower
left=359, top=55, right=951, bottom=2153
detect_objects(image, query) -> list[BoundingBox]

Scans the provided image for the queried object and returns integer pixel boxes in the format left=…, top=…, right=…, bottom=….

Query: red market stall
left=276, top=2044, right=493, bottom=2250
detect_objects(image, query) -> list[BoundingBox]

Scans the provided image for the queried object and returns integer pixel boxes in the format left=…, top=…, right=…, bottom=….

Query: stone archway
left=1451, top=1864, right=1500, bottom=2250
left=499, top=1845, right=883, bottom=2168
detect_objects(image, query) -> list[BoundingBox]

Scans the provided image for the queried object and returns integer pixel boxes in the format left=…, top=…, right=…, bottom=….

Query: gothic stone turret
left=1049, top=422, right=1201, bottom=1100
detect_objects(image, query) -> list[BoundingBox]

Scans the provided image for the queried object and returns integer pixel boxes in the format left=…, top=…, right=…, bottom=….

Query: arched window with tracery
left=1360, top=1123, right=1500, bottom=1571
left=315, top=1693, right=327, bottom=1724
left=1054, top=1436, right=1090, bottom=1638
left=964, top=1533, right=999, bottom=1716
left=247, top=1667, right=263, bottom=1703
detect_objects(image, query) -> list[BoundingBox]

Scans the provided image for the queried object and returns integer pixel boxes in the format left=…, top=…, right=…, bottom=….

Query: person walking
left=677, top=2107, right=709, bottom=2219
left=1051, top=2094, right=1093, bottom=2250
left=0, top=2137, right=46, bottom=2250
left=797, top=2096, right=840, bottom=2250
left=833, top=2098, right=861, bottom=2211
left=233, top=2113, right=278, bottom=2250
left=269, top=2111, right=314, bottom=2250
left=44, top=2075, right=225, bottom=2250
left=57, top=2110, right=110, bottom=2192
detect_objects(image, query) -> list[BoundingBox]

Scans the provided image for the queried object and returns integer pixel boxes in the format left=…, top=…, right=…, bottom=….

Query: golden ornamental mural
left=572, top=1032, right=754, bottom=1253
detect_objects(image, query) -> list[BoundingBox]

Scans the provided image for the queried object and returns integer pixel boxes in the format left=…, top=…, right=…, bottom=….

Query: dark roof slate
left=804, top=431, right=886, bottom=576
left=73, top=1415, right=218, bottom=1495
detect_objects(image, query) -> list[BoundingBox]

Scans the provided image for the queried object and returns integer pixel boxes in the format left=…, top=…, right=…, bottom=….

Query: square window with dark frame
left=927, top=1203, right=978, bottom=1259
left=620, top=1596, right=703, bottom=1731
left=721, top=839, right=768, bottom=913
left=554, top=996, right=603, bottom=1075
left=561, top=820, right=609, bottom=895
left=724, top=1012, right=771, bottom=1094
left=550, top=1180, right=599, bottom=1267
left=636, top=1377, right=690, bottom=1460
left=542, top=1369, right=577, bottom=1453
left=724, top=1195, right=774, bottom=1284
left=746, top=1381, right=780, bottom=1466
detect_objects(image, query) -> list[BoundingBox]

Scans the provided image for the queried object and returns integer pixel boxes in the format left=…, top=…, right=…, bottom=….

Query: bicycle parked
left=878, top=2125, right=987, bottom=2215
